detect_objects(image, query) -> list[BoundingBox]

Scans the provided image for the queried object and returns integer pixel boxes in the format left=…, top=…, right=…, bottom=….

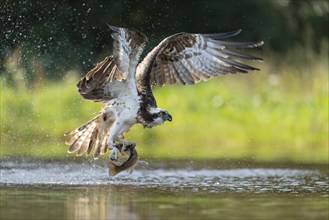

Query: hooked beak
left=164, top=113, right=172, bottom=122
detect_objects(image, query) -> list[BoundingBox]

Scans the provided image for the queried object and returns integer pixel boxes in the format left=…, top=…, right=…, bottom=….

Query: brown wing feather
left=77, top=27, right=148, bottom=102
left=76, top=56, right=125, bottom=102
left=137, top=30, right=263, bottom=89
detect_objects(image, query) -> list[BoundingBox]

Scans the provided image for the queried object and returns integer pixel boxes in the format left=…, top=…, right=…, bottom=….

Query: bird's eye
left=158, top=112, right=163, bottom=117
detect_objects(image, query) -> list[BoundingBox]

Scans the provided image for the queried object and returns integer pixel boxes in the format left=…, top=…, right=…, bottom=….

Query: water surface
left=1, top=159, right=328, bottom=219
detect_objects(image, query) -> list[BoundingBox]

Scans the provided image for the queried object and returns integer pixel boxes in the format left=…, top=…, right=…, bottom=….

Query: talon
left=109, top=147, right=120, bottom=161
left=128, top=142, right=136, bottom=148
left=121, top=145, right=127, bottom=153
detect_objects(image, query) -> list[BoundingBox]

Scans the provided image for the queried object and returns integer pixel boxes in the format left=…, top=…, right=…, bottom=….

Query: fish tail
left=108, top=163, right=120, bottom=176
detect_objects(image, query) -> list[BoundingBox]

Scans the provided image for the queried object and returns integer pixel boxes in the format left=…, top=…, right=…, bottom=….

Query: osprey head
left=146, top=107, right=172, bottom=128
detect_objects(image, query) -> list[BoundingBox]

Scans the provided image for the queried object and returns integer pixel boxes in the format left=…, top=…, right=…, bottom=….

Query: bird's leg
left=108, top=139, right=120, bottom=161
left=107, top=121, right=123, bottom=161
left=107, top=121, right=135, bottom=161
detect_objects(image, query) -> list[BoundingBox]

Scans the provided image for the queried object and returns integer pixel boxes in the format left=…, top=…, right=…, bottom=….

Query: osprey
left=65, top=26, right=263, bottom=161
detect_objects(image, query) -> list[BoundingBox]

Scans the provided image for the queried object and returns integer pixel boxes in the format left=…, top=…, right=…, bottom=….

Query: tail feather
left=66, top=117, right=104, bottom=158
left=100, top=135, right=109, bottom=155
left=65, top=131, right=82, bottom=146
left=65, top=118, right=97, bottom=145
left=65, top=118, right=96, bottom=136
left=77, top=124, right=96, bottom=156
left=65, top=114, right=114, bottom=159
left=68, top=125, right=92, bottom=153
left=86, top=129, right=98, bottom=156
left=94, top=139, right=102, bottom=159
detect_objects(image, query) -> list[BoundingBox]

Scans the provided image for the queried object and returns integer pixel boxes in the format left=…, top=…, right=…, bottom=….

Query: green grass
left=1, top=60, right=328, bottom=163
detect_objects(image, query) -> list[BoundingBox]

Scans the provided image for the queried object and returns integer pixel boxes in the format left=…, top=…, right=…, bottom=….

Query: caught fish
left=108, top=144, right=138, bottom=176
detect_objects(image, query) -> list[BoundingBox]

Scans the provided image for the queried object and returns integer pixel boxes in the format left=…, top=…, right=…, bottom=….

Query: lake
left=1, top=159, right=328, bottom=220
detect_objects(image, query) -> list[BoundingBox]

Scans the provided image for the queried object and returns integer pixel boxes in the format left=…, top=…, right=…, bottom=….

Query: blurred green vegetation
left=1, top=54, right=328, bottom=163
left=0, top=0, right=328, bottom=163
left=1, top=0, right=328, bottom=79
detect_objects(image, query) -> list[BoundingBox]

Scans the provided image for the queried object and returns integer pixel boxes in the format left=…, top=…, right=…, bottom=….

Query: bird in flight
left=65, top=26, right=263, bottom=161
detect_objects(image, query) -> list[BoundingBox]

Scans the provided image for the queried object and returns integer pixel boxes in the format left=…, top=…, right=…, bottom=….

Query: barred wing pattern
left=77, top=56, right=126, bottom=102
left=66, top=27, right=264, bottom=160
left=109, top=25, right=148, bottom=73
left=77, top=26, right=147, bottom=102
left=138, top=29, right=263, bottom=87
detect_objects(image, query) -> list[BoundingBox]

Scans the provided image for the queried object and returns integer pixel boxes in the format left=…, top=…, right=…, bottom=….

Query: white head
left=145, top=107, right=172, bottom=128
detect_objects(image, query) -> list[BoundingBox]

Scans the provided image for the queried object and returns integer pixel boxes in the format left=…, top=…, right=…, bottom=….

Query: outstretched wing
left=109, top=25, right=148, bottom=73
left=77, top=26, right=148, bottom=102
left=136, top=29, right=263, bottom=88
left=77, top=55, right=126, bottom=102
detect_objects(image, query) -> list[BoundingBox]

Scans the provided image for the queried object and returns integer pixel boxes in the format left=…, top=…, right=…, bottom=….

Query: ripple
left=1, top=160, right=328, bottom=194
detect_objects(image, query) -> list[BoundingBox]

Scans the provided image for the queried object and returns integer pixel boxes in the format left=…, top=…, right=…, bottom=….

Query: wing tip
left=203, top=29, right=242, bottom=39
left=256, top=57, right=264, bottom=62
left=255, top=41, right=264, bottom=47
left=107, top=24, right=120, bottom=32
left=235, top=29, right=242, bottom=35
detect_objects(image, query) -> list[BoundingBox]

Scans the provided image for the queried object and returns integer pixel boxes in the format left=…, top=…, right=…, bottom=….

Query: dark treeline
left=1, top=0, right=328, bottom=80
